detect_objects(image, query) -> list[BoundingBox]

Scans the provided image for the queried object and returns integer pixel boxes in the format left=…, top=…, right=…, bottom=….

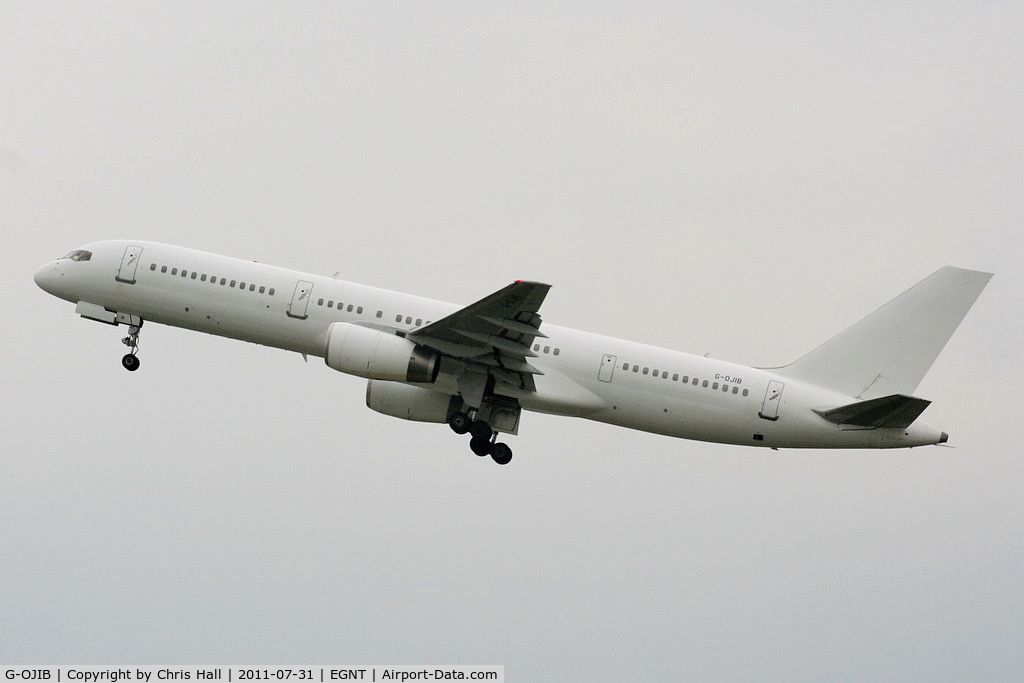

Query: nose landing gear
left=121, top=324, right=141, bottom=371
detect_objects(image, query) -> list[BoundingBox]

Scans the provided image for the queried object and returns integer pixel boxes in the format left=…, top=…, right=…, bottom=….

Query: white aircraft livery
left=35, top=241, right=991, bottom=465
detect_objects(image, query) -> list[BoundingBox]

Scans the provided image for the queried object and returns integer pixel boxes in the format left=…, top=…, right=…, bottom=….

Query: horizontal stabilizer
left=814, top=394, right=931, bottom=429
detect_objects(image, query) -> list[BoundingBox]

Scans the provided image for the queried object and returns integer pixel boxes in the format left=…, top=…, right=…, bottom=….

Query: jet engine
left=325, top=322, right=440, bottom=383
left=366, top=379, right=457, bottom=423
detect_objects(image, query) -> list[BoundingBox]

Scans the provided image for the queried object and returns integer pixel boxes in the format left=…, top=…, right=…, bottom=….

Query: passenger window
left=181, top=270, right=188, bottom=277
left=327, top=301, right=334, bottom=308
left=259, top=286, right=265, bottom=294
left=191, top=272, right=198, bottom=280
left=643, top=368, right=649, bottom=375
left=317, top=298, right=324, bottom=306
left=269, top=288, right=275, bottom=295
left=406, top=317, right=412, bottom=324
left=348, top=305, right=354, bottom=312
left=161, top=266, right=168, bottom=273
left=632, top=365, right=639, bottom=373
left=544, top=346, right=550, bottom=354
left=357, top=307, right=363, bottom=314
left=534, top=344, right=541, bottom=352
left=239, top=282, right=246, bottom=289
left=623, top=363, right=629, bottom=370
left=221, top=278, right=227, bottom=285
left=230, top=280, right=236, bottom=287
left=722, top=385, right=729, bottom=392
left=249, top=284, right=255, bottom=291
left=732, top=387, right=739, bottom=394
left=150, top=264, right=156, bottom=271
left=415, top=319, right=422, bottom=326
left=201, top=274, right=207, bottom=282
left=172, top=268, right=178, bottom=275
left=742, top=389, right=749, bottom=397
left=693, top=378, right=699, bottom=386
left=702, top=380, right=708, bottom=388
left=376, top=311, right=382, bottom=318
left=553, top=348, right=560, bottom=356
left=673, top=374, right=679, bottom=381
left=713, top=382, right=719, bottom=390
left=396, top=315, right=403, bottom=323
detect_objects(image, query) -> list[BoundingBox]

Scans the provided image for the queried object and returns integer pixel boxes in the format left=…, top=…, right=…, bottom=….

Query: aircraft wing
left=406, top=280, right=551, bottom=386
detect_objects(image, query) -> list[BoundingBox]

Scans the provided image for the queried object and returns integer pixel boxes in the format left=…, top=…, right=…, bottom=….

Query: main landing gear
left=448, top=411, right=514, bottom=465
left=121, top=323, right=142, bottom=371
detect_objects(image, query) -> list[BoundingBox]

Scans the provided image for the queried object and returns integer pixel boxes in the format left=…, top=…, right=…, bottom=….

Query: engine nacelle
left=325, top=322, right=440, bottom=383
left=366, top=379, right=457, bottom=423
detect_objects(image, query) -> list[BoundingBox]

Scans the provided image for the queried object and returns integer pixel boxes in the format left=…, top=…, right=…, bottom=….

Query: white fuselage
left=34, top=240, right=947, bottom=449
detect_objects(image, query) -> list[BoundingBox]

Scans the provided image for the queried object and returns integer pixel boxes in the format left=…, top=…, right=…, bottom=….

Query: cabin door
left=759, top=380, right=785, bottom=421
left=598, top=354, right=617, bottom=382
left=287, top=281, right=314, bottom=319
left=115, top=245, right=144, bottom=284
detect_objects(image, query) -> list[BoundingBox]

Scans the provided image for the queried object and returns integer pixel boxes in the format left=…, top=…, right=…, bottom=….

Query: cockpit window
left=62, top=250, right=92, bottom=262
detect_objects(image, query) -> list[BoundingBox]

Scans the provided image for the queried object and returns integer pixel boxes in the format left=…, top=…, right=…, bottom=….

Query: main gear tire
left=470, top=437, right=493, bottom=457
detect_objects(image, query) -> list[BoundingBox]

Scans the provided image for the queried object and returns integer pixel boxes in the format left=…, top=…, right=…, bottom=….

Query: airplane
left=34, top=240, right=991, bottom=465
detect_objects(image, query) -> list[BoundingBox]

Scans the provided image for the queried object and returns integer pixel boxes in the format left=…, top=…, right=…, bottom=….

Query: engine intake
left=325, top=322, right=440, bottom=383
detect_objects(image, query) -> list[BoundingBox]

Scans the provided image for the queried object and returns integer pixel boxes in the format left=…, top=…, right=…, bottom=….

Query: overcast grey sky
left=3, top=2, right=1022, bottom=680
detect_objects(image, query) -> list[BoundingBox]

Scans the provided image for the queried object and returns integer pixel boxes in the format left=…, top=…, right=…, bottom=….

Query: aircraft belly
left=517, top=370, right=606, bottom=417
left=586, top=389, right=755, bottom=445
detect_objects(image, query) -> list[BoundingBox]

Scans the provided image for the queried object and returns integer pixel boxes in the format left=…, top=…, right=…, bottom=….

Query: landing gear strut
left=121, top=324, right=141, bottom=371
left=449, top=410, right=514, bottom=465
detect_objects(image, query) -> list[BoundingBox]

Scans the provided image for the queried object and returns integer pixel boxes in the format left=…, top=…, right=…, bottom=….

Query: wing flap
left=457, top=330, right=539, bottom=357
left=814, top=394, right=932, bottom=429
left=479, top=315, right=549, bottom=339
left=407, top=280, right=552, bottom=389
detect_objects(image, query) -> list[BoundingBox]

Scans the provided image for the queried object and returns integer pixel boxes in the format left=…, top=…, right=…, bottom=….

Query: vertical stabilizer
left=776, top=266, right=992, bottom=399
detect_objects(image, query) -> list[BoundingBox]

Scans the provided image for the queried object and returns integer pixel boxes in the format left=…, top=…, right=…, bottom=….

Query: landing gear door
left=115, top=245, right=144, bottom=284
left=759, top=380, right=785, bottom=421
left=287, top=280, right=314, bottom=319
left=598, top=354, right=617, bottom=382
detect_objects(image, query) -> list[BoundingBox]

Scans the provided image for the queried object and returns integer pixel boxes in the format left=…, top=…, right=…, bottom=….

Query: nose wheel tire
left=122, top=353, right=140, bottom=371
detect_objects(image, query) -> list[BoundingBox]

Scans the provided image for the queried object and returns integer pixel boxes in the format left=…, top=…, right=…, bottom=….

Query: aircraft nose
left=34, top=262, right=62, bottom=295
